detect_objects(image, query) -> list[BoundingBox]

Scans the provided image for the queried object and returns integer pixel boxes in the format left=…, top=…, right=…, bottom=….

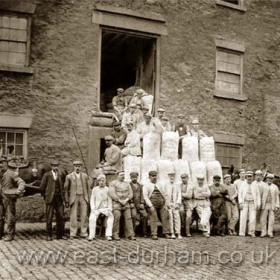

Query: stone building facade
left=0, top=0, right=280, bottom=220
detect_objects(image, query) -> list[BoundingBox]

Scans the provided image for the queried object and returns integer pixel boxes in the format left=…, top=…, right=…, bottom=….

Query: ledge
left=0, top=113, right=33, bottom=128
left=214, top=91, right=248, bottom=101
left=0, top=65, right=34, bottom=74
left=0, top=1, right=36, bottom=14
left=214, top=131, right=246, bottom=145
left=216, top=0, right=247, bottom=12
left=215, top=38, right=245, bottom=52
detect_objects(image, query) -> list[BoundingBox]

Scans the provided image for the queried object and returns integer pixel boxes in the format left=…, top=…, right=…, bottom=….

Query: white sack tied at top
left=206, top=160, right=223, bottom=186
left=182, top=136, right=199, bottom=162
left=161, top=131, right=179, bottom=161
left=142, top=94, right=154, bottom=113
left=157, top=160, right=175, bottom=185
left=173, top=159, right=191, bottom=184
left=200, top=136, right=215, bottom=162
left=140, top=159, right=157, bottom=185
left=190, top=161, right=207, bottom=186
left=123, top=155, right=141, bottom=182
left=143, top=132, right=161, bottom=161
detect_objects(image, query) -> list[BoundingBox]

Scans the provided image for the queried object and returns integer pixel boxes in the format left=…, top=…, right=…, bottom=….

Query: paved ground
left=1, top=223, right=280, bottom=280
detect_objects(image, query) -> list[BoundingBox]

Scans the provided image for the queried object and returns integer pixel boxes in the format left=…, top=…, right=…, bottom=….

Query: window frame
left=216, top=0, right=247, bottom=12
left=0, top=128, right=28, bottom=159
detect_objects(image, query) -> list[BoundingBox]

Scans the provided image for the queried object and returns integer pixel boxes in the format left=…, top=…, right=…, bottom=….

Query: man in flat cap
left=165, top=171, right=182, bottom=239
left=112, top=88, right=127, bottom=114
left=260, top=174, right=279, bottom=238
left=189, top=119, right=207, bottom=139
left=103, top=135, right=122, bottom=172
left=161, top=116, right=172, bottom=132
left=109, top=171, right=135, bottom=240
left=129, top=88, right=146, bottom=110
left=40, top=160, right=66, bottom=241
left=121, top=122, right=141, bottom=157
left=111, top=121, right=127, bottom=149
left=154, top=108, right=171, bottom=132
left=64, top=160, right=90, bottom=239
left=233, top=169, right=246, bottom=194
left=209, top=175, right=228, bottom=236
left=143, top=170, right=170, bottom=239
left=224, top=174, right=239, bottom=235
left=88, top=174, right=113, bottom=241
left=193, top=176, right=211, bottom=237
left=130, top=172, right=148, bottom=237
left=122, top=103, right=141, bottom=131
left=238, top=171, right=261, bottom=237
left=179, top=173, right=194, bottom=237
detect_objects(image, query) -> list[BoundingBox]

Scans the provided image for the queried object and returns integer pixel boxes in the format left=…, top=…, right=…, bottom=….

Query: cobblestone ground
left=1, top=223, right=280, bottom=280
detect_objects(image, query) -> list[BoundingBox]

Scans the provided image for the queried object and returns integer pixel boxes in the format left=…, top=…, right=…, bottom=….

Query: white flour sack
left=142, top=95, right=154, bottom=113
left=206, top=161, right=223, bottom=186
left=161, top=132, right=179, bottom=161
left=200, top=137, right=215, bottom=162
left=123, top=155, right=141, bottom=182
left=140, top=159, right=157, bottom=185
left=157, top=160, right=175, bottom=184
left=190, top=161, right=207, bottom=186
left=143, top=132, right=161, bottom=160
left=173, top=160, right=191, bottom=184
left=182, top=136, right=199, bottom=162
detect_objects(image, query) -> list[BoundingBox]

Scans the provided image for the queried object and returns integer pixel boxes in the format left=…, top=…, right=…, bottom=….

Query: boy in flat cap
left=224, top=174, right=239, bottom=235
left=238, top=171, right=261, bottom=237
left=64, top=160, right=91, bottom=239
left=143, top=171, right=170, bottom=240
left=40, top=160, right=66, bottom=241
left=209, top=175, right=228, bottom=236
left=88, top=174, right=113, bottom=241
left=130, top=172, right=148, bottom=237
left=260, top=174, right=279, bottom=238
left=109, top=171, right=135, bottom=240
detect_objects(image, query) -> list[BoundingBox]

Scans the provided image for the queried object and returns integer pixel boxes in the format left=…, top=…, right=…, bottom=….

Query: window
left=216, top=0, right=246, bottom=11
left=0, top=129, right=28, bottom=158
left=215, top=39, right=246, bottom=101
left=0, top=14, right=30, bottom=68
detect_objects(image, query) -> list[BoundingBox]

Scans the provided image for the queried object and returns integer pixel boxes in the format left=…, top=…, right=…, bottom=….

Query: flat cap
left=73, top=160, right=83, bottom=166
left=181, top=173, right=189, bottom=178
left=213, top=175, right=221, bottom=180
left=149, top=170, right=157, bottom=176
left=117, top=88, right=124, bottom=92
left=157, top=108, right=165, bottom=112
left=130, top=172, right=139, bottom=177
left=178, top=114, right=185, bottom=119
left=168, top=171, right=176, bottom=175
left=192, top=119, right=199, bottom=124
left=145, top=112, right=153, bottom=118
left=255, top=170, right=263, bottom=175
left=97, top=174, right=106, bottom=181
left=105, top=135, right=114, bottom=141
left=245, top=171, right=254, bottom=176
left=129, top=103, right=137, bottom=108
left=50, top=160, right=59, bottom=165
left=267, top=173, right=275, bottom=179
left=117, top=170, right=125, bottom=175
left=239, top=169, right=246, bottom=174
left=196, top=175, right=205, bottom=179
left=223, top=174, right=231, bottom=179
left=0, top=157, right=7, bottom=162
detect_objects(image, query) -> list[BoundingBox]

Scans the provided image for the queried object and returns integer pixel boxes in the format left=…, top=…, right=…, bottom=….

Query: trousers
left=239, top=201, right=256, bottom=236
left=225, top=201, right=239, bottom=233
left=89, top=209, right=114, bottom=238
left=169, top=207, right=181, bottom=235
left=131, top=206, right=148, bottom=235
left=70, top=195, right=88, bottom=237
left=3, top=196, right=17, bottom=237
left=260, top=209, right=275, bottom=236
left=195, top=200, right=211, bottom=234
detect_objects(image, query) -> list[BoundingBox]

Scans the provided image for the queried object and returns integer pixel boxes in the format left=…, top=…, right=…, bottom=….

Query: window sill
left=0, top=65, right=34, bottom=74
left=214, top=91, right=248, bottom=101
left=216, top=0, right=247, bottom=12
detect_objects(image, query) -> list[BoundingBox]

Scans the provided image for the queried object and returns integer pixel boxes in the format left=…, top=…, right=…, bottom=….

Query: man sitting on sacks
left=154, top=108, right=171, bottom=132
left=109, top=171, right=136, bottom=240
left=112, top=88, right=128, bottom=121
left=189, top=119, right=207, bottom=139
left=88, top=174, right=114, bottom=241
left=165, top=171, right=182, bottom=239
left=143, top=170, right=170, bottom=240
left=136, top=113, right=164, bottom=140
left=130, top=172, right=148, bottom=237
left=179, top=173, right=194, bottom=237
left=100, top=135, right=122, bottom=173
left=121, top=121, right=141, bottom=157
left=192, top=175, right=212, bottom=238
left=129, top=88, right=147, bottom=110
left=111, top=121, right=127, bottom=149
left=122, top=103, right=143, bottom=131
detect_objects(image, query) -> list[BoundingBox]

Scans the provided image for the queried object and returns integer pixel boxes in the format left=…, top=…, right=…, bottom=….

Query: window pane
left=15, top=145, right=23, bottom=156
left=16, top=133, right=23, bottom=144
left=7, top=132, right=15, bottom=143
left=0, top=132, right=5, bottom=142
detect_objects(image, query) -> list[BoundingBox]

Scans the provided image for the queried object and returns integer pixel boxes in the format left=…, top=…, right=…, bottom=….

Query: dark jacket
left=130, top=182, right=145, bottom=209
left=39, top=171, right=64, bottom=204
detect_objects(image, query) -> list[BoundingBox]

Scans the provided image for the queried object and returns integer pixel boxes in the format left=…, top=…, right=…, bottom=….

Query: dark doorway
left=100, top=29, right=157, bottom=112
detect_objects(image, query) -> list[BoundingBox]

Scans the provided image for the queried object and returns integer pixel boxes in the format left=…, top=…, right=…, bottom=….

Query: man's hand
left=257, top=205, right=260, bottom=211
left=239, top=203, right=243, bottom=210
left=139, top=204, right=145, bottom=210
left=175, top=203, right=180, bottom=210
left=64, top=202, right=69, bottom=208
left=149, top=206, right=155, bottom=213
left=104, top=162, right=110, bottom=167
left=275, top=207, right=279, bottom=212
left=130, top=203, right=135, bottom=209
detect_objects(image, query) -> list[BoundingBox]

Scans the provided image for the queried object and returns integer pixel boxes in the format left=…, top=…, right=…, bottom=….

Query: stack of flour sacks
left=123, top=132, right=223, bottom=186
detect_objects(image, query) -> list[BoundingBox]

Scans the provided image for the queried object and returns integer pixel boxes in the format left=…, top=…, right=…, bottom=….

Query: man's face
left=51, top=164, right=59, bottom=172
left=0, top=161, right=6, bottom=171
left=197, top=178, right=204, bottom=186
left=178, top=118, right=184, bottom=125
left=246, top=175, right=253, bottom=184
left=118, top=173, right=125, bottom=181
left=158, top=111, right=164, bottom=118
left=224, top=177, right=231, bottom=185
left=255, top=174, right=262, bottom=182
left=181, top=176, right=188, bottom=184
left=240, top=172, right=245, bottom=180
left=267, top=178, right=273, bottom=185
left=130, top=175, right=138, bottom=183
left=149, top=174, right=157, bottom=183
left=193, top=123, right=199, bottom=131
left=74, top=165, right=82, bottom=173
left=105, top=139, right=113, bottom=147
left=98, top=178, right=106, bottom=187
left=145, top=116, right=152, bottom=124
left=127, top=124, right=133, bottom=132
left=213, top=179, right=220, bottom=186
left=130, top=107, right=135, bottom=113
left=169, top=174, right=175, bottom=183
left=117, top=90, right=124, bottom=96
left=114, top=124, right=121, bottom=132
